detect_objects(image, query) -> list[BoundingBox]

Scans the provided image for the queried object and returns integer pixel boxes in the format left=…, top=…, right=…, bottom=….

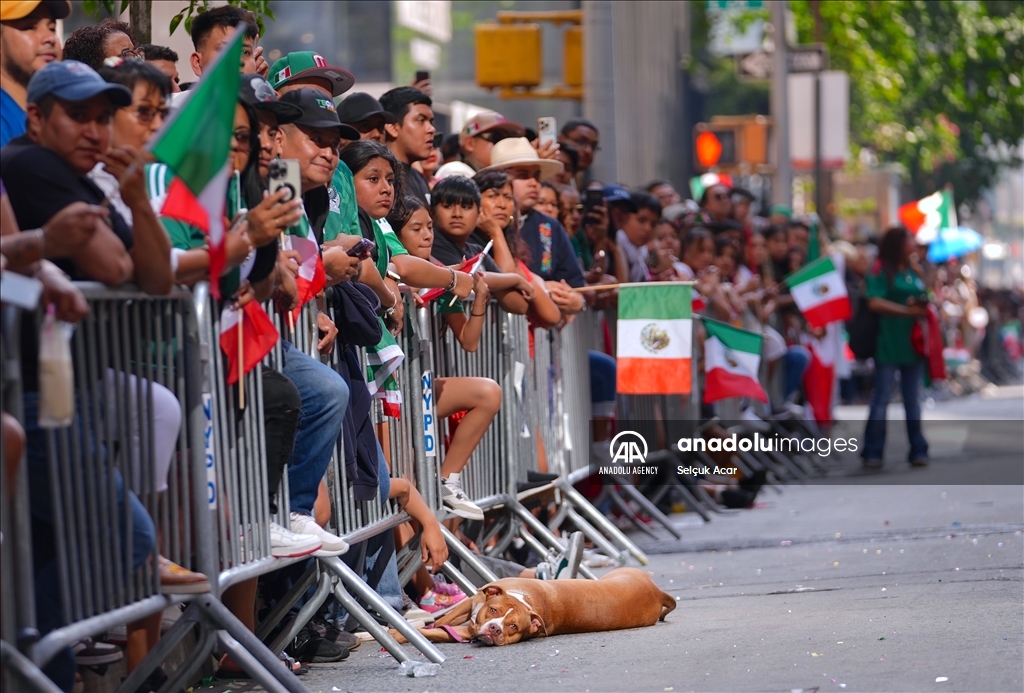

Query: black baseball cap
left=335, top=92, right=397, bottom=125
left=280, top=88, right=359, bottom=140
left=239, top=74, right=302, bottom=124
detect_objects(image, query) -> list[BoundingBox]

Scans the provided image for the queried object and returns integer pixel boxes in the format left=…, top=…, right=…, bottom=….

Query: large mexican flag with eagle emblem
left=616, top=283, right=692, bottom=394
left=784, top=255, right=852, bottom=328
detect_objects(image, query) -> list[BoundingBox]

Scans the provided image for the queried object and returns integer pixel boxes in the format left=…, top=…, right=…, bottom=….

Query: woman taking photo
left=862, top=226, right=930, bottom=469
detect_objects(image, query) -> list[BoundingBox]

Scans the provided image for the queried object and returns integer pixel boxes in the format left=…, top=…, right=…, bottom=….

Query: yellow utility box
left=563, top=25, right=583, bottom=88
left=475, top=22, right=543, bottom=88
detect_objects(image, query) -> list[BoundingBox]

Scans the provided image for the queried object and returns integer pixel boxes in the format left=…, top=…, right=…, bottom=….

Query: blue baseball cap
left=603, top=184, right=638, bottom=212
left=27, top=60, right=133, bottom=108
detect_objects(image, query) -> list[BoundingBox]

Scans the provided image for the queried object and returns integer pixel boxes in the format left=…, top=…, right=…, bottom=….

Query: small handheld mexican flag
left=703, top=319, right=767, bottom=404
left=147, top=24, right=244, bottom=299
left=784, top=255, right=852, bottom=328
left=219, top=301, right=279, bottom=385
left=282, top=211, right=326, bottom=319
left=616, top=283, right=693, bottom=394
left=366, top=324, right=404, bottom=418
left=898, top=189, right=956, bottom=245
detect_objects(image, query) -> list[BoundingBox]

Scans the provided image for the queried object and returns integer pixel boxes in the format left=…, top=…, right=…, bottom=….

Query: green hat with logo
left=268, top=51, right=355, bottom=98
left=279, top=88, right=359, bottom=140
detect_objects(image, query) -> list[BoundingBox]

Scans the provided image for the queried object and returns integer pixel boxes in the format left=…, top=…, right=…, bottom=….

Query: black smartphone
left=346, top=238, right=375, bottom=259
left=583, top=189, right=604, bottom=215
left=415, top=70, right=429, bottom=83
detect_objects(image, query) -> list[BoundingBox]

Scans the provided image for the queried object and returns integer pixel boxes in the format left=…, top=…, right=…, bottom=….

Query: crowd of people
left=1, top=3, right=1020, bottom=693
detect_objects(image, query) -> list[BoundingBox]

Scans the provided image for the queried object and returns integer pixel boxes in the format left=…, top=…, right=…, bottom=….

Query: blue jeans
left=588, top=351, right=617, bottom=418
left=280, top=341, right=349, bottom=515
left=783, top=346, right=810, bottom=401
left=23, top=393, right=157, bottom=692
left=862, top=361, right=929, bottom=461
left=327, top=443, right=404, bottom=627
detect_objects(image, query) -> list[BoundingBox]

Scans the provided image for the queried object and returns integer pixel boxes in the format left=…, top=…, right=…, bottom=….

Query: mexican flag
left=282, top=211, right=326, bottom=319
left=801, top=324, right=840, bottom=425
left=784, top=255, right=852, bottom=328
left=366, top=324, right=404, bottom=418
left=898, top=189, right=956, bottom=244
left=147, top=25, right=244, bottom=299
left=220, top=301, right=279, bottom=385
left=616, top=283, right=692, bottom=394
left=703, top=319, right=767, bottom=404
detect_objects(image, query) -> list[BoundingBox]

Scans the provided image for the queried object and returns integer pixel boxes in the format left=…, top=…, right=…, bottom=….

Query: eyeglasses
left=475, top=131, right=503, bottom=144
left=567, top=137, right=600, bottom=152
left=566, top=204, right=584, bottom=212
left=118, top=46, right=145, bottom=60
left=129, top=105, right=168, bottom=124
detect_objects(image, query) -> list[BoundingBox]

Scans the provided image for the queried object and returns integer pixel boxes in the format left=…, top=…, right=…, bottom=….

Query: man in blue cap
left=2, top=59, right=173, bottom=294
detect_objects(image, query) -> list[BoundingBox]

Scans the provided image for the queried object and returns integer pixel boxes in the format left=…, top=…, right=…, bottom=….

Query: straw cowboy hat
left=479, top=137, right=563, bottom=180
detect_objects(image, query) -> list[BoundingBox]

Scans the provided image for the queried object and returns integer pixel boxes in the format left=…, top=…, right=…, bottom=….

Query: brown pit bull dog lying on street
left=392, top=567, right=676, bottom=646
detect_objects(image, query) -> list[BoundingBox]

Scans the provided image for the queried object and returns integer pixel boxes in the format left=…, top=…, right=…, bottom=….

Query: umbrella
left=926, top=226, right=983, bottom=263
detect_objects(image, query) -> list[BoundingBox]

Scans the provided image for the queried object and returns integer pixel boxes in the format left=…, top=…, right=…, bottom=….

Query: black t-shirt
left=519, top=209, right=585, bottom=288
left=2, top=137, right=136, bottom=392
left=430, top=231, right=500, bottom=273
left=2, top=137, right=134, bottom=279
left=400, top=162, right=431, bottom=206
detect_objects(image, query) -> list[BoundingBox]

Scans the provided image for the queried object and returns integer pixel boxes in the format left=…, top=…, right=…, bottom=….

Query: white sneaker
left=740, top=407, right=771, bottom=432
left=289, top=512, right=349, bottom=557
left=440, top=477, right=484, bottom=520
left=270, top=521, right=321, bottom=558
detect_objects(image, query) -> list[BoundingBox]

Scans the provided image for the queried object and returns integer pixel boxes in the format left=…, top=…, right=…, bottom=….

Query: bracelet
left=30, top=228, right=45, bottom=258
left=471, top=310, right=487, bottom=317
left=443, top=267, right=457, bottom=293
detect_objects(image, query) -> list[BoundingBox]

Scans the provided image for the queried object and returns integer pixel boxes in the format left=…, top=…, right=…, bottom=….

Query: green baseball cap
left=268, top=51, right=355, bottom=98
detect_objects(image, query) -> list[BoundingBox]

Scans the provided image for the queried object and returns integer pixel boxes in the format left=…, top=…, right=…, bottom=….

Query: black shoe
left=738, top=469, right=768, bottom=494
left=310, top=615, right=360, bottom=651
left=128, top=667, right=182, bottom=693
left=720, top=488, right=756, bottom=509
left=287, top=626, right=349, bottom=663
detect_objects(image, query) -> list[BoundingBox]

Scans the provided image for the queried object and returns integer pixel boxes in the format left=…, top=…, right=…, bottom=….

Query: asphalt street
left=202, top=386, right=1023, bottom=693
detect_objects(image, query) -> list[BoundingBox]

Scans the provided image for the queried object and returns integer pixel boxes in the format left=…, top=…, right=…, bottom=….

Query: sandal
left=214, top=652, right=307, bottom=679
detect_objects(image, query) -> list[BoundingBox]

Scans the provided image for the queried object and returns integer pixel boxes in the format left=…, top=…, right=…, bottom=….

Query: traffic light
left=475, top=23, right=543, bottom=88
left=692, top=115, right=770, bottom=171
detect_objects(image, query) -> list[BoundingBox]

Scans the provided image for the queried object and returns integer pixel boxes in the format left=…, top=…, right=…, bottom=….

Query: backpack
left=848, top=263, right=888, bottom=361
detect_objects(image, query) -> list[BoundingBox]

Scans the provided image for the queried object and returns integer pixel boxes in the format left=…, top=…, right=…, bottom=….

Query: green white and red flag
left=897, top=189, right=956, bottom=244
left=616, top=283, right=693, bottom=394
left=147, top=25, right=244, bottom=299
left=220, top=301, right=279, bottom=384
left=282, top=211, right=326, bottom=319
left=703, top=318, right=767, bottom=404
left=784, top=255, right=852, bottom=328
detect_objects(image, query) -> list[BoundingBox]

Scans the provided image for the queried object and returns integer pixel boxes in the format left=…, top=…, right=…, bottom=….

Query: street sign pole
left=769, top=0, right=791, bottom=206
left=814, top=70, right=822, bottom=218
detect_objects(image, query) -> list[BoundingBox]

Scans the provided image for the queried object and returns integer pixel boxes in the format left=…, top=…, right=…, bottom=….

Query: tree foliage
left=82, top=0, right=275, bottom=39
left=789, top=0, right=1024, bottom=206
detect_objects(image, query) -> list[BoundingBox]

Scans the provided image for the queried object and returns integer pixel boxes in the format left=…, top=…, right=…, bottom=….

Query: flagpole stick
left=571, top=280, right=695, bottom=292
left=449, top=240, right=494, bottom=307
left=237, top=316, right=245, bottom=409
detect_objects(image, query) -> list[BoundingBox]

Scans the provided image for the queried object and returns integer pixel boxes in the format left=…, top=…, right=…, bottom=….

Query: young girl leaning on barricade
left=391, top=184, right=532, bottom=523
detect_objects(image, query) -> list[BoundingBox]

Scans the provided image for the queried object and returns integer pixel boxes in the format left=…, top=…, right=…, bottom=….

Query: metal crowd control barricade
left=1, top=306, right=61, bottom=693
left=0, top=284, right=306, bottom=693
left=259, top=293, right=443, bottom=665
left=419, top=301, right=592, bottom=581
